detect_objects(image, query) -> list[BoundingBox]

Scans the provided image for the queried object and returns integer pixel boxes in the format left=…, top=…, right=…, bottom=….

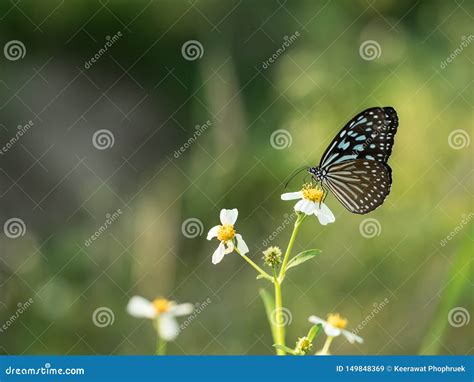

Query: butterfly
left=308, top=106, right=398, bottom=214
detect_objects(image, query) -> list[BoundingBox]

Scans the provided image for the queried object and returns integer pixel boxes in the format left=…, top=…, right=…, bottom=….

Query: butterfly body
left=309, top=106, right=398, bottom=214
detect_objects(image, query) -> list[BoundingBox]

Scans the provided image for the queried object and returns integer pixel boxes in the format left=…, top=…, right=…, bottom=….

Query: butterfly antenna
left=284, top=166, right=309, bottom=189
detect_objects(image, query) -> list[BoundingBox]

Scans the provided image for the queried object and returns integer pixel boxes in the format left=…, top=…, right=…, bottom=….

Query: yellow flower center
left=152, top=298, right=171, bottom=314
left=327, top=313, right=348, bottom=329
left=217, top=224, right=235, bottom=242
left=302, top=184, right=324, bottom=203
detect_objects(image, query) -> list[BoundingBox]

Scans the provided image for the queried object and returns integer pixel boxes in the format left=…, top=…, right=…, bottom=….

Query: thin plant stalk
left=237, top=249, right=273, bottom=281
left=272, top=213, right=306, bottom=354
left=273, top=275, right=285, bottom=355
left=155, top=319, right=167, bottom=355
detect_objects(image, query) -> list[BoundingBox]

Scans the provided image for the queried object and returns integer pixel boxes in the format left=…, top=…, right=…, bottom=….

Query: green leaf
left=307, top=324, right=322, bottom=342
left=286, top=249, right=321, bottom=270
left=273, top=344, right=296, bottom=355
left=259, top=289, right=278, bottom=344
left=256, top=274, right=264, bottom=279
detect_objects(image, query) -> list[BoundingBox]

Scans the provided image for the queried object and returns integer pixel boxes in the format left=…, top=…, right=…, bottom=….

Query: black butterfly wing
left=319, top=107, right=398, bottom=169
left=322, top=159, right=392, bottom=214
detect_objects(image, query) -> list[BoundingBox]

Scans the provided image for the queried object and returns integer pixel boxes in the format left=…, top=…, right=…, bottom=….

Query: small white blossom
left=207, top=208, right=249, bottom=264
left=309, top=313, right=363, bottom=344
left=281, top=185, right=335, bottom=225
left=127, top=296, right=193, bottom=341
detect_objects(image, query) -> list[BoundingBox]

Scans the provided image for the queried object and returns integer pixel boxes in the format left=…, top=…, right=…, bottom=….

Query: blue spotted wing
left=318, top=107, right=398, bottom=214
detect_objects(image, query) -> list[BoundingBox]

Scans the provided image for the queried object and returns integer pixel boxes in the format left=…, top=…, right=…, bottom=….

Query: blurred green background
left=0, top=0, right=472, bottom=355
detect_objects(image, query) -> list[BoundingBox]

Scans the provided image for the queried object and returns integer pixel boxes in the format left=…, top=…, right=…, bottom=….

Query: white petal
left=235, top=234, right=249, bottom=255
left=342, top=330, right=364, bottom=344
left=207, top=225, right=220, bottom=240
left=212, top=243, right=226, bottom=264
left=127, top=296, right=156, bottom=319
left=281, top=191, right=303, bottom=201
left=324, top=324, right=341, bottom=337
left=220, top=208, right=238, bottom=225
left=159, top=314, right=180, bottom=341
left=308, top=315, right=327, bottom=325
left=170, top=303, right=194, bottom=317
left=295, top=199, right=316, bottom=215
left=224, top=241, right=235, bottom=254
left=314, top=203, right=335, bottom=225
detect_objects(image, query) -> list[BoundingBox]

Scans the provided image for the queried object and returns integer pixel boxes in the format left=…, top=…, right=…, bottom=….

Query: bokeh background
left=0, top=0, right=472, bottom=355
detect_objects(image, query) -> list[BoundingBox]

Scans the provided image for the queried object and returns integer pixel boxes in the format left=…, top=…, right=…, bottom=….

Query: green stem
left=237, top=249, right=273, bottom=282
left=318, top=336, right=334, bottom=355
left=274, top=278, right=285, bottom=355
left=271, top=213, right=306, bottom=355
left=278, top=213, right=305, bottom=282
left=155, top=319, right=167, bottom=355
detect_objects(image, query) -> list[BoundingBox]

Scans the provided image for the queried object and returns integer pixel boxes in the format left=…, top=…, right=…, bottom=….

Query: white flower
left=127, top=296, right=193, bottom=341
left=309, top=313, right=363, bottom=344
left=281, top=184, right=335, bottom=225
left=207, top=208, right=249, bottom=264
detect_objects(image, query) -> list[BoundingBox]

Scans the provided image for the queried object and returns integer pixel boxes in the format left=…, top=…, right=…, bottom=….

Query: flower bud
left=262, top=246, right=282, bottom=267
left=294, top=336, right=312, bottom=355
